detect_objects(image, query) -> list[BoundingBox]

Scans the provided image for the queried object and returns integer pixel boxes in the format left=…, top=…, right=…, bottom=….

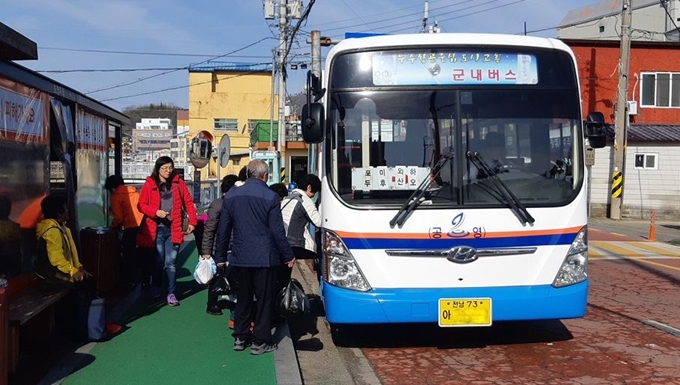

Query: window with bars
left=214, top=118, right=238, bottom=131
left=640, top=72, right=680, bottom=107
left=633, top=153, right=658, bottom=170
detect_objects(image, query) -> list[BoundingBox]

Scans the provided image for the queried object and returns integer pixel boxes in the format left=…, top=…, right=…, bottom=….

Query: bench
left=6, top=273, right=72, bottom=373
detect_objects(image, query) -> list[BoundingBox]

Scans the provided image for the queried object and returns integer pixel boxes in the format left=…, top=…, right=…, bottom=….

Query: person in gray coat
left=214, top=160, right=295, bottom=355
left=201, top=174, right=238, bottom=315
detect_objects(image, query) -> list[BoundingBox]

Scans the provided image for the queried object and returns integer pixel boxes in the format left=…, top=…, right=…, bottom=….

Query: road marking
left=589, top=242, right=680, bottom=271
left=627, top=242, right=680, bottom=258
left=591, top=241, right=680, bottom=259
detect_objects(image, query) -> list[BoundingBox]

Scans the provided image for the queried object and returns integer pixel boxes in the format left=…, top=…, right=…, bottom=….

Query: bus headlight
left=552, top=226, right=588, bottom=288
left=323, top=230, right=371, bottom=292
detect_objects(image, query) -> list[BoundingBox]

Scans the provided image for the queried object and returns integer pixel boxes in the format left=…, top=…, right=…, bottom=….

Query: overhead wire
left=85, top=37, right=274, bottom=95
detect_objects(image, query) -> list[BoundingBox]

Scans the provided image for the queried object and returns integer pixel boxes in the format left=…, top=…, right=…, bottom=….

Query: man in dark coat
left=201, top=174, right=238, bottom=315
left=214, top=160, right=295, bottom=355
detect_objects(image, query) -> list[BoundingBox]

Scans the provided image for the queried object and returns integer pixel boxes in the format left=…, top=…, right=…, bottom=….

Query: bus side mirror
left=302, top=103, right=325, bottom=143
left=584, top=111, right=607, bottom=149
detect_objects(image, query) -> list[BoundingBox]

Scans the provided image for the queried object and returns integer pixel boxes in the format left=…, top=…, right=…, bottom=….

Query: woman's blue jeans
left=155, top=226, right=179, bottom=295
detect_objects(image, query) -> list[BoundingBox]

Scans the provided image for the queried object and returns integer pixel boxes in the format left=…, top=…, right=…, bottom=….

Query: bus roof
left=330, top=33, right=571, bottom=56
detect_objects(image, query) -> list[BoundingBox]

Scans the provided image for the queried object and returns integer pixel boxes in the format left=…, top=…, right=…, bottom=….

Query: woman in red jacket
left=137, top=156, right=197, bottom=307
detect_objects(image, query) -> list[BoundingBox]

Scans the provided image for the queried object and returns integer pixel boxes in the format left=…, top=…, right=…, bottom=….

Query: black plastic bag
left=210, top=264, right=235, bottom=295
left=277, top=278, right=310, bottom=316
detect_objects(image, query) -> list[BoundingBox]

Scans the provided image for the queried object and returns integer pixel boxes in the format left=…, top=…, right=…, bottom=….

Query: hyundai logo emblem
left=446, top=246, right=478, bottom=264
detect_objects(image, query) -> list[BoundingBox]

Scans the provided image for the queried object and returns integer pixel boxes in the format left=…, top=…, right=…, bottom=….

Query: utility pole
left=308, top=30, right=321, bottom=174
left=269, top=48, right=276, bottom=151
left=278, top=0, right=288, bottom=182
left=264, top=0, right=301, bottom=182
left=611, top=0, right=632, bottom=220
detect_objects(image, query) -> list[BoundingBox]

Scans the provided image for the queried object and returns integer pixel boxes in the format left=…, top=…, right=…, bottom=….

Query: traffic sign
left=218, top=134, right=231, bottom=168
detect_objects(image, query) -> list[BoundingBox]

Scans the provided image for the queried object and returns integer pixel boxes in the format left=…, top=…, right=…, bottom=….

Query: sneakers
left=206, top=306, right=223, bottom=316
left=250, top=342, right=277, bottom=355
left=166, top=294, right=180, bottom=307
left=233, top=338, right=251, bottom=351
left=105, top=322, right=122, bottom=335
left=151, top=287, right=162, bottom=299
left=228, top=319, right=254, bottom=332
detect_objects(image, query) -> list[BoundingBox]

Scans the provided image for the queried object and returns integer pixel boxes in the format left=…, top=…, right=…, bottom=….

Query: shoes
left=105, top=322, right=122, bottom=335
left=206, top=306, right=223, bottom=316
left=166, top=294, right=180, bottom=307
left=250, top=342, right=277, bottom=355
left=233, top=338, right=251, bottom=351
left=151, top=287, right=162, bottom=299
left=228, top=320, right=254, bottom=332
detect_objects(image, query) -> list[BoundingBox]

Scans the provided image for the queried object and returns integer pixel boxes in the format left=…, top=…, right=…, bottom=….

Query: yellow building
left=188, top=61, right=310, bottom=185
left=188, top=61, right=277, bottom=180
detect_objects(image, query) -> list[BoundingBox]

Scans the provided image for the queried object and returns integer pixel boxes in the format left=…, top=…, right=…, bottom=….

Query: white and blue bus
left=301, top=33, right=606, bottom=335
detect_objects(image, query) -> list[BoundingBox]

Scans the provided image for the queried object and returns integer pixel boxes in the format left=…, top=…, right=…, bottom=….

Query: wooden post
left=648, top=209, right=656, bottom=242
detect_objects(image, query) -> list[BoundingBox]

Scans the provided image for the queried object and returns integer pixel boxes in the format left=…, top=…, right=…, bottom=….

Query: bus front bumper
left=322, top=280, right=588, bottom=324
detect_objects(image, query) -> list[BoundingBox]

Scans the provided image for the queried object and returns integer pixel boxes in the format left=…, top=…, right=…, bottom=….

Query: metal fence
left=123, top=161, right=219, bottom=207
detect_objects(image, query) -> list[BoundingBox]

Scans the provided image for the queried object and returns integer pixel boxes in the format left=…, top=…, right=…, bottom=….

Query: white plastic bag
left=193, top=257, right=216, bottom=285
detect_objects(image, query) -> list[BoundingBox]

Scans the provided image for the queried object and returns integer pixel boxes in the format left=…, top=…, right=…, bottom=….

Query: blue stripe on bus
left=342, top=233, right=578, bottom=250
left=322, top=280, right=588, bottom=324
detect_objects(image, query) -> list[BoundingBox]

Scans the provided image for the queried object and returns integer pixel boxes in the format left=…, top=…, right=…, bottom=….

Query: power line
left=85, top=37, right=275, bottom=95
left=100, top=71, right=257, bottom=102
left=37, top=67, right=184, bottom=73
left=39, top=46, right=271, bottom=59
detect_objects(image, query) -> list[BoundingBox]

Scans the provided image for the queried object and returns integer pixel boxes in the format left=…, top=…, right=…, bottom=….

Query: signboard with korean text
left=372, top=51, right=538, bottom=86
left=352, top=166, right=430, bottom=191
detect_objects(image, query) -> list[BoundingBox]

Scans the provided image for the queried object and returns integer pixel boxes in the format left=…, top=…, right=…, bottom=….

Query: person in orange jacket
left=105, top=175, right=144, bottom=288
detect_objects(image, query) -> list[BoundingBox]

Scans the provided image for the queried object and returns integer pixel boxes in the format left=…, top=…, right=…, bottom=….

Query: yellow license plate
left=438, top=298, right=492, bottom=327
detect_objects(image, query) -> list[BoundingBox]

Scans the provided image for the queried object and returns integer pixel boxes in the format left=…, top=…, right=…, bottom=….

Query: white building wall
left=589, top=144, right=680, bottom=219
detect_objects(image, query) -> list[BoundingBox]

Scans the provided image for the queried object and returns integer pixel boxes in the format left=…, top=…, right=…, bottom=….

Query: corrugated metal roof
left=188, top=61, right=272, bottom=73
left=559, top=0, right=657, bottom=28
left=602, top=124, right=680, bottom=143
left=628, top=124, right=680, bottom=142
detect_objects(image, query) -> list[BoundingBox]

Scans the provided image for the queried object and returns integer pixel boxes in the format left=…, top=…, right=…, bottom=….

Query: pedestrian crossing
left=590, top=241, right=680, bottom=260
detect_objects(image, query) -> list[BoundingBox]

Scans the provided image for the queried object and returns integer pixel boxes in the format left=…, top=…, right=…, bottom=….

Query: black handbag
left=181, top=208, right=189, bottom=233
left=277, top=278, right=310, bottom=316
left=210, top=264, right=235, bottom=295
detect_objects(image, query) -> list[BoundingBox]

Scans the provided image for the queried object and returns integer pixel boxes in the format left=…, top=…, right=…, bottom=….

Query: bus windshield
left=329, top=88, right=581, bottom=207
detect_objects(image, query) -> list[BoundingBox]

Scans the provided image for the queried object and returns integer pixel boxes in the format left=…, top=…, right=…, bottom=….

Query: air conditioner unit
left=627, top=100, right=638, bottom=115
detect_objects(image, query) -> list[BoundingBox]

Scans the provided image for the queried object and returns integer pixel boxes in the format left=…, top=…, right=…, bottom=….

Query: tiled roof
left=188, top=61, right=272, bottom=73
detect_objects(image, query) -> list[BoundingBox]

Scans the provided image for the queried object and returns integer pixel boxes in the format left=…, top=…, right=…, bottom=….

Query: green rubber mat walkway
left=62, top=241, right=278, bottom=385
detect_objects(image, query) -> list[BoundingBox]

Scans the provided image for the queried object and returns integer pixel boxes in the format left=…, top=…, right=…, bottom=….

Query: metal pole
left=308, top=30, right=321, bottom=175
left=269, top=48, right=276, bottom=151
left=611, top=0, right=632, bottom=220
left=277, top=0, right=288, bottom=182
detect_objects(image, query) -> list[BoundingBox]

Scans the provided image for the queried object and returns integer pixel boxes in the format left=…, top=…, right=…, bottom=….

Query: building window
left=214, top=118, right=238, bottom=131
left=233, top=158, right=240, bottom=166
left=640, top=72, right=680, bottom=107
left=634, top=153, right=658, bottom=170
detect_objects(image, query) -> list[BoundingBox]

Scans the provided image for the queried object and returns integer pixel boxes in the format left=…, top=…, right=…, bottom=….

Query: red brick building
left=563, top=39, right=680, bottom=219
left=566, top=39, right=680, bottom=125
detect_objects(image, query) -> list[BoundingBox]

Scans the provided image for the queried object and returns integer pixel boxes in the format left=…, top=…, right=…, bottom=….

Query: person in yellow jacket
left=105, top=175, right=144, bottom=287
left=36, top=194, right=121, bottom=340
left=36, top=195, right=90, bottom=282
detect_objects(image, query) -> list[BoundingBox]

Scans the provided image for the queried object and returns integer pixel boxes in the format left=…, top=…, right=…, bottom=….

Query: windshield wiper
left=389, top=153, right=453, bottom=228
left=467, top=151, right=535, bottom=225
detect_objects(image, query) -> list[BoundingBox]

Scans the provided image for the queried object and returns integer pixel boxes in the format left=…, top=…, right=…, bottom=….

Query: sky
left=3, top=0, right=599, bottom=113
